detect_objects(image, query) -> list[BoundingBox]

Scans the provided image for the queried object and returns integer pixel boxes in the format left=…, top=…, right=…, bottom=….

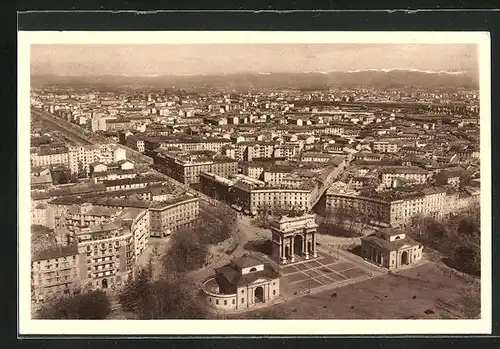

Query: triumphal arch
left=270, top=214, right=318, bottom=265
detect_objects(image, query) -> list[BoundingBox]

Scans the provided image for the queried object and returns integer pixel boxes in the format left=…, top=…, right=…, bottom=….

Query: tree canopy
left=36, top=289, right=111, bottom=319
left=408, top=205, right=480, bottom=277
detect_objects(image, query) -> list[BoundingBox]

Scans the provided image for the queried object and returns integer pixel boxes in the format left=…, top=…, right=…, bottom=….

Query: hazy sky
left=31, top=44, right=478, bottom=76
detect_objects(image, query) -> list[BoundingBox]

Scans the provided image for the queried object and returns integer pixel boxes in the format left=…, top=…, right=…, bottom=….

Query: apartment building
left=90, top=160, right=137, bottom=184
left=245, top=187, right=313, bottom=215
left=274, top=144, right=300, bottom=160
left=31, top=245, right=80, bottom=304
left=380, top=167, right=429, bottom=188
left=65, top=205, right=149, bottom=290
left=241, top=141, right=278, bottom=161
left=372, top=140, right=399, bottom=153
left=74, top=221, right=134, bottom=290
left=325, top=185, right=449, bottom=226
left=149, top=196, right=200, bottom=237
left=240, top=163, right=265, bottom=179
left=146, top=136, right=232, bottom=153
left=63, top=203, right=122, bottom=244
left=125, top=134, right=145, bottom=152
left=301, top=152, right=335, bottom=163
left=68, top=145, right=121, bottom=174
left=30, top=146, right=69, bottom=167
left=153, top=149, right=238, bottom=184
left=105, top=118, right=131, bottom=132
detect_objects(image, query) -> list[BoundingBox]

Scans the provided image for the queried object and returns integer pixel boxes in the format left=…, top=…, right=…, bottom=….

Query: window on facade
left=215, top=299, right=219, bottom=305
left=241, top=298, right=244, bottom=304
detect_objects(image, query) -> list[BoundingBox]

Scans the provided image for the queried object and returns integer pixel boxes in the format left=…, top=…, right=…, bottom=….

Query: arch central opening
left=293, top=235, right=304, bottom=256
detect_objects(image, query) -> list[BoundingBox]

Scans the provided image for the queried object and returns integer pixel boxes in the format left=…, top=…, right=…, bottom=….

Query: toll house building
left=360, top=228, right=423, bottom=269
left=201, top=255, right=281, bottom=311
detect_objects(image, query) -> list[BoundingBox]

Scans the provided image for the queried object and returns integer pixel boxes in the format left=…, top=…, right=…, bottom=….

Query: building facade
left=325, top=186, right=448, bottom=227
left=380, top=167, right=429, bottom=188
left=41, top=203, right=149, bottom=292
left=361, top=228, right=423, bottom=269
left=30, top=147, right=69, bottom=167
left=153, top=149, right=238, bottom=184
left=31, top=245, right=81, bottom=304
left=68, top=145, right=119, bottom=175
left=149, top=196, right=200, bottom=237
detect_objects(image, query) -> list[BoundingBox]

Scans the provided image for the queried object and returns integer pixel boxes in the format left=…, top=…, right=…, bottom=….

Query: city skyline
left=31, top=43, right=478, bottom=77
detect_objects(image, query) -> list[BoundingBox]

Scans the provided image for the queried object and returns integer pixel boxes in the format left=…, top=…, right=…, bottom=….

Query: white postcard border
left=18, top=30, right=492, bottom=335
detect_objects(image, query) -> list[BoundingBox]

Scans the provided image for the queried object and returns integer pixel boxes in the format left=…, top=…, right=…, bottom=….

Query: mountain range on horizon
left=31, top=68, right=479, bottom=90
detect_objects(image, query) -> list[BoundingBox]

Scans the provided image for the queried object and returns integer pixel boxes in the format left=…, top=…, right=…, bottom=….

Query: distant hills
left=31, top=69, right=479, bottom=90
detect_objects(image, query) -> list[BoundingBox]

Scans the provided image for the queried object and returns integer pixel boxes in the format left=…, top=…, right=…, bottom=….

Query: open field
left=243, top=262, right=480, bottom=319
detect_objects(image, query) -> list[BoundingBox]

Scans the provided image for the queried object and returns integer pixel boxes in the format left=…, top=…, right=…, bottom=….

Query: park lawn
left=244, top=261, right=480, bottom=320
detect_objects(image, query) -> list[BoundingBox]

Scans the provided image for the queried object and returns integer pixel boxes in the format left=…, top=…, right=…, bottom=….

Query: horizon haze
left=31, top=44, right=478, bottom=77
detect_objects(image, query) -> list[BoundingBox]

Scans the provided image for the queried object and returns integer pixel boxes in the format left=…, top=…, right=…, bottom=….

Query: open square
left=280, top=253, right=371, bottom=297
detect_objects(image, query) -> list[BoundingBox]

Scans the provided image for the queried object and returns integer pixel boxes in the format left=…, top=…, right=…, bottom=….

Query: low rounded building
left=201, top=255, right=281, bottom=312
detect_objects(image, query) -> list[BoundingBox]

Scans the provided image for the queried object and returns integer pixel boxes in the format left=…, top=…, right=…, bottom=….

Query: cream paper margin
left=17, top=31, right=492, bottom=335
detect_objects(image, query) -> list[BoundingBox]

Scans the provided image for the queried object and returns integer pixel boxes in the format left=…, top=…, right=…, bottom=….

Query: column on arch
left=281, top=234, right=287, bottom=264
left=303, top=231, right=309, bottom=259
left=312, top=230, right=317, bottom=258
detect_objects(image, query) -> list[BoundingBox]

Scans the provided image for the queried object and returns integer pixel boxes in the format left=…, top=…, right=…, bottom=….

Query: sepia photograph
left=17, top=31, right=491, bottom=335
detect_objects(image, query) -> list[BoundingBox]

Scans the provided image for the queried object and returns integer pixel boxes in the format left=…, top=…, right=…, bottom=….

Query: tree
left=137, top=275, right=208, bottom=319
left=452, top=243, right=480, bottom=277
left=357, top=214, right=371, bottom=236
left=407, top=204, right=481, bottom=277
left=36, top=290, right=111, bottom=319
left=118, top=268, right=152, bottom=312
left=162, top=227, right=208, bottom=274
left=51, top=169, right=71, bottom=185
left=197, top=204, right=236, bottom=245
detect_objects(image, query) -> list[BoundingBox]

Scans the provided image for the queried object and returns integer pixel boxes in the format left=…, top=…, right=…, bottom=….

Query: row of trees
left=320, top=206, right=376, bottom=237
left=407, top=203, right=480, bottom=277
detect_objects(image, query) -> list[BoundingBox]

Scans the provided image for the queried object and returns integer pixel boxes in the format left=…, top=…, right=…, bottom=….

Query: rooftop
left=32, top=244, right=79, bottom=262
left=362, top=232, right=420, bottom=251
left=215, top=260, right=280, bottom=287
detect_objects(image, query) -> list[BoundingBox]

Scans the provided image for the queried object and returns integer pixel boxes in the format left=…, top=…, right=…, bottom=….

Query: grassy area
left=242, top=262, right=480, bottom=319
